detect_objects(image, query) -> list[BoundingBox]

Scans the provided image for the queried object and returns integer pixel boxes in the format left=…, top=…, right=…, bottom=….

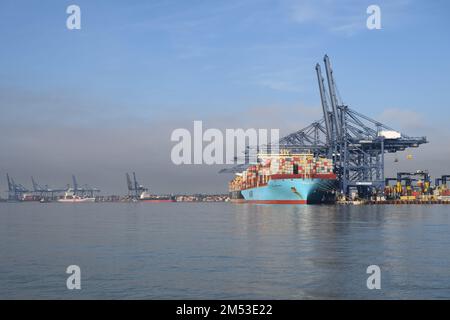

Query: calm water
left=0, top=203, right=449, bottom=299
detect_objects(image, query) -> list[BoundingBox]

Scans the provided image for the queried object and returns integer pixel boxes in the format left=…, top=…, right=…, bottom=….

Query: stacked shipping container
left=229, top=152, right=334, bottom=192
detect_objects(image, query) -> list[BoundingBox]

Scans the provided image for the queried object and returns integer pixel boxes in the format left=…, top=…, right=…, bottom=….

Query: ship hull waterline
left=57, top=198, right=96, bottom=203
left=239, top=176, right=337, bottom=205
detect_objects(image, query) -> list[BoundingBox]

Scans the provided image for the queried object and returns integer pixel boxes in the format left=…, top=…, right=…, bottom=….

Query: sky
left=0, top=0, right=450, bottom=195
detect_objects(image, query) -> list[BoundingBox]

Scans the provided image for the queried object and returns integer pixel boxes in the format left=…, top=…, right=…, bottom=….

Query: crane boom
left=6, top=174, right=12, bottom=192
left=323, top=54, right=341, bottom=139
left=31, top=176, right=39, bottom=191
left=72, top=175, right=78, bottom=192
left=315, top=63, right=332, bottom=146
left=126, top=173, right=133, bottom=191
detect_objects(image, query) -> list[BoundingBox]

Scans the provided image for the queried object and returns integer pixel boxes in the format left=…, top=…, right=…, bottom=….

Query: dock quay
left=339, top=199, right=450, bottom=205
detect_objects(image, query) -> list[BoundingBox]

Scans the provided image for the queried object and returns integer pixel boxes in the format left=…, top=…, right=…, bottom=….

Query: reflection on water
left=0, top=203, right=449, bottom=299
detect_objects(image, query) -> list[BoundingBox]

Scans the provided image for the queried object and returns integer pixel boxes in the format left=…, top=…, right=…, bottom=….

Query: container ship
left=229, top=151, right=337, bottom=204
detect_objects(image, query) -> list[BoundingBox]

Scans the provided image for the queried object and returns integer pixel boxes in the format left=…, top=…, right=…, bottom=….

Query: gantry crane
left=221, top=55, right=428, bottom=199
left=126, top=172, right=147, bottom=199
left=69, top=175, right=100, bottom=197
left=31, top=176, right=66, bottom=200
left=6, top=174, right=29, bottom=201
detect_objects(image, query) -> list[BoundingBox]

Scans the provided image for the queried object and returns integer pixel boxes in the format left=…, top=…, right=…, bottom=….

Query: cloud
left=126, top=0, right=251, bottom=33
left=0, top=87, right=134, bottom=127
left=291, top=1, right=320, bottom=24
left=289, top=0, right=412, bottom=36
left=255, top=79, right=302, bottom=92
left=378, top=108, right=427, bottom=134
left=329, top=22, right=362, bottom=37
left=290, top=0, right=364, bottom=35
left=242, top=65, right=314, bottom=93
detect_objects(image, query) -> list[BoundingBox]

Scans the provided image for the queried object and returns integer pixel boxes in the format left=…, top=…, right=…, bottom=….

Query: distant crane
left=69, top=174, right=100, bottom=197
left=126, top=172, right=147, bottom=199
left=31, top=176, right=66, bottom=199
left=31, top=176, right=47, bottom=198
left=435, top=175, right=450, bottom=187
left=6, top=174, right=29, bottom=201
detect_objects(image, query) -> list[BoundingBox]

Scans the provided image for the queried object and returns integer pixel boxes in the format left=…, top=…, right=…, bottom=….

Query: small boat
left=139, top=191, right=176, bottom=202
left=57, top=189, right=95, bottom=203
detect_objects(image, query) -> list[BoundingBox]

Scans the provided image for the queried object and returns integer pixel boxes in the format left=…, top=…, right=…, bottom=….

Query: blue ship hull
left=240, top=177, right=337, bottom=204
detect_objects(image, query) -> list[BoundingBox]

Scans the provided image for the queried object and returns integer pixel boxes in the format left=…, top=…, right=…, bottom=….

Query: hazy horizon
left=1, top=0, right=450, bottom=196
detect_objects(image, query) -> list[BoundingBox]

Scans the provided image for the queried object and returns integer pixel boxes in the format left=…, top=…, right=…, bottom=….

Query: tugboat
left=57, top=189, right=95, bottom=203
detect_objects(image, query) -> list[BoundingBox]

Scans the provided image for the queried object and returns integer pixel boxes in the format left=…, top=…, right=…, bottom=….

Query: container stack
left=229, top=151, right=335, bottom=192
left=229, top=175, right=243, bottom=192
left=270, top=158, right=280, bottom=175
left=314, top=157, right=334, bottom=174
